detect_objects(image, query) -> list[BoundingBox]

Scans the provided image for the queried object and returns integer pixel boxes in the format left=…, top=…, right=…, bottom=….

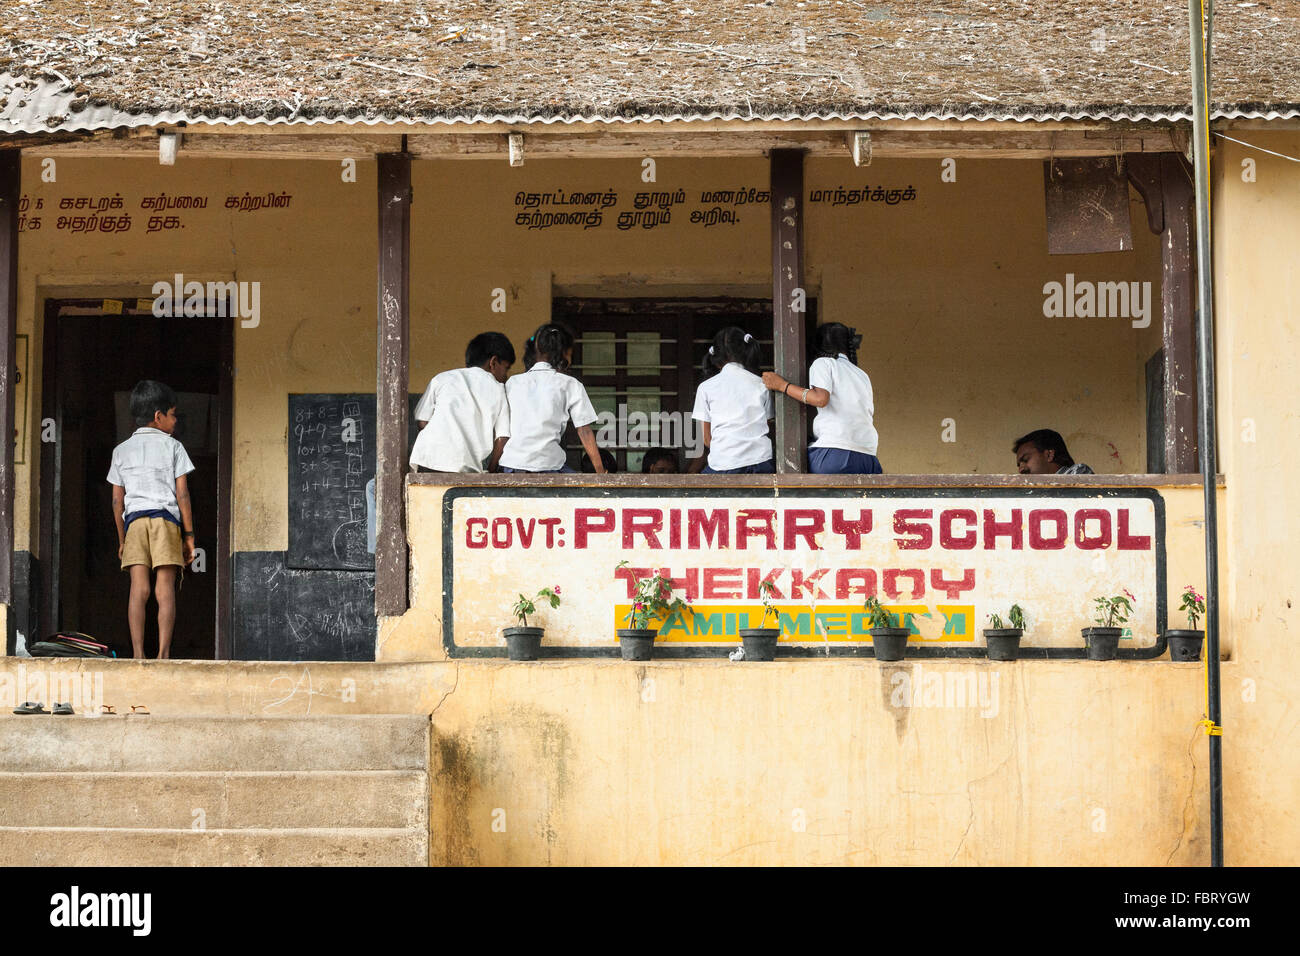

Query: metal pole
left=1187, top=0, right=1224, bottom=867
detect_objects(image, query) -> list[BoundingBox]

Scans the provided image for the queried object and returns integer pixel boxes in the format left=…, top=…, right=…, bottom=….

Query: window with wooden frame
left=553, top=297, right=816, bottom=473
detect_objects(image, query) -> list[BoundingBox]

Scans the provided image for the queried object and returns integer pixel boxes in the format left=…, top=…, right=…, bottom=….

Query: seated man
left=640, top=447, right=680, bottom=474
left=1013, top=429, right=1094, bottom=475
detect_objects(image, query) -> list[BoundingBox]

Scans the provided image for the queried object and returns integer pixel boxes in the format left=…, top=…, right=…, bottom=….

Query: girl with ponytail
left=762, top=322, right=882, bottom=474
left=499, top=323, right=607, bottom=473
left=690, top=326, right=774, bottom=474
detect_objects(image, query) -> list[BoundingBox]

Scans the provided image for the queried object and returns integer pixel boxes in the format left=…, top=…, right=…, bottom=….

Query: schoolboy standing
left=410, top=332, right=514, bottom=473
left=108, top=380, right=196, bottom=660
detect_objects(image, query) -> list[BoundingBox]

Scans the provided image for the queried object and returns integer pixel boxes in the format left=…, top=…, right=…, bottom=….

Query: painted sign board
left=442, top=488, right=1166, bottom=658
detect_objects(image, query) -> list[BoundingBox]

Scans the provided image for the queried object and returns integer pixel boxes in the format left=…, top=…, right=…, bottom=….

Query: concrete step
left=0, top=826, right=426, bottom=867
left=0, top=715, right=430, bottom=772
left=0, top=770, right=427, bottom=830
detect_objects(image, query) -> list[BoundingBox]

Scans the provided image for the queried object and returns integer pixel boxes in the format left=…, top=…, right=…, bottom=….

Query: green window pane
left=580, top=332, right=616, bottom=376
left=627, top=332, right=661, bottom=376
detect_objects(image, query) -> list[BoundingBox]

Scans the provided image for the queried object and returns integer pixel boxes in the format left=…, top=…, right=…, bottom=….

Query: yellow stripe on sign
left=614, top=604, right=976, bottom=644
left=102, top=299, right=123, bottom=315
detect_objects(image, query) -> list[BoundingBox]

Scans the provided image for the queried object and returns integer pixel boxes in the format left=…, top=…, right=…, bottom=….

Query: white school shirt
left=691, top=363, right=774, bottom=470
left=409, top=366, right=511, bottom=472
left=499, top=362, right=598, bottom=472
left=105, top=427, right=196, bottom=520
left=808, top=353, right=879, bottom=456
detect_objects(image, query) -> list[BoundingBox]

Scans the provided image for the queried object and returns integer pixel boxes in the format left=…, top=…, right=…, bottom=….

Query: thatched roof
left=2, top=0, right=1298, bottom=132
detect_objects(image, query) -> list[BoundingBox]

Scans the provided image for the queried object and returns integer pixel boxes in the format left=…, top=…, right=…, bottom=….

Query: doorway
left=39, top=299, right=233, bottom=659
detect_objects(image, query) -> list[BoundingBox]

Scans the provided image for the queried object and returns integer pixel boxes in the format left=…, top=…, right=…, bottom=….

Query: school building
left=0, top=2, right=1297, bottom=865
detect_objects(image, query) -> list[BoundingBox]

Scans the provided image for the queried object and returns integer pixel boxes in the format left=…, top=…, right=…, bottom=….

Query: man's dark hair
left=580, top=449, right=618, bottom=474
left=129, top=380, right=177, bottom=426
left=640, top=448, right=679, bottom=473
left=1012, top=428, right=1075, bottom=467
left=465, top=332, right=516, bottom=369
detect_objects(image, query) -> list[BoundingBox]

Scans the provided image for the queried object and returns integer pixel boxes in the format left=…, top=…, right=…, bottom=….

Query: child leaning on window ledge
left=107, top=380, right=196, bottom=660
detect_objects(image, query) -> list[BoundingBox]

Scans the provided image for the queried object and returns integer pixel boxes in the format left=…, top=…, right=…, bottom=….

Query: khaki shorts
left=121, top=517, right=184, bottom=570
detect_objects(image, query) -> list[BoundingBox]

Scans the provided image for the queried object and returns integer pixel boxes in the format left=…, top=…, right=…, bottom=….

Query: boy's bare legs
left=127, top=564, right=151, bottom=659
left=154, top=566, right=177, bottom=660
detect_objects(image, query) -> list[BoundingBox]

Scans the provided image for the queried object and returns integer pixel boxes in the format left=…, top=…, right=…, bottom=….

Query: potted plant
left=737, top=579, right=781, bottom=661
left=1166, top=585, right=1206, bottom=661
left=1083, top=589, right=1133, bottom=661
left=503, top=587, right=561, bottom=661
left=983, top=604, right=1026, bottom=661
left=864, top=596, right=910, bottom=661
left=616, top=561, right=693, bottom=661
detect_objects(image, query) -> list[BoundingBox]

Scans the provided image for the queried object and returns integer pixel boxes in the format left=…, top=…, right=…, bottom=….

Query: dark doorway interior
left=40, top=300, right=231, bottom=659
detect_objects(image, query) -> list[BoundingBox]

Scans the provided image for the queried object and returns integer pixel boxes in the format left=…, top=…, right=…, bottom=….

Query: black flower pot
left=617, top=628, right=658, bottom=661
left=739, top=628, right=780, bottom=661
left=871, top=627, right=911, bottom=661
left=1166, top=629, right=1205, bottom=661
left=1082, top=627, right=1122, bottom=661
left=983, top=628, right=1023, bottom=661
left=503, top=627, right=543, bottom=661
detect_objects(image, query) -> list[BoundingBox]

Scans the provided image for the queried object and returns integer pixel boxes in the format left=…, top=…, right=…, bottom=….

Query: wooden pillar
left=770, top=149, right=807, bottom=473
left=375, top=152, right=411, bottom=617
left=1127, top=152, right=1198, bottom=472
left=0, top=152, right=18, bottom=608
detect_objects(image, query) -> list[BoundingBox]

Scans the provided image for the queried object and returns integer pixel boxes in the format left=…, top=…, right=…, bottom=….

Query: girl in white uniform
left=691, top=327, right=774, bottom=474
left=762, top=322, right=882, bottom=474
left=499, top=324, right=606, bottom=474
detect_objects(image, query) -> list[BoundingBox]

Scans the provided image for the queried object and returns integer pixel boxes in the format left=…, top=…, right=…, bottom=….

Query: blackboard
left=232, top=551, right=375, bottom=661
left=288, top=394, right=419, bottom=570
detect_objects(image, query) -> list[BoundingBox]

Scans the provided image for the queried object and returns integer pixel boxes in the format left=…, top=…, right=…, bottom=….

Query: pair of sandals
left=101, top=705, right=149, bottom=716
left=13, top=702, right=74, bottom=715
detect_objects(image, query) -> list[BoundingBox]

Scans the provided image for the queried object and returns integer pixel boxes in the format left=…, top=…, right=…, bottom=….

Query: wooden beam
left=1128, top=152, right=1198, bottom=472
left=0, top=152, right=17, bottom=608
left=25, top=127, right=1182, bottom=160
left=375, top=152, right=411, bottom=617
left=771, top=149, right=807, bottom=474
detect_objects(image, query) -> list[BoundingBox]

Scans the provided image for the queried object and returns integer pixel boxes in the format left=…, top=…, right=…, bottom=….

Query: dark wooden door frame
left=0, top=152, right=18, bottom=614
left=1127, top=152, right=1198, bottom=473
left=37, top=298, right=234, bottom=658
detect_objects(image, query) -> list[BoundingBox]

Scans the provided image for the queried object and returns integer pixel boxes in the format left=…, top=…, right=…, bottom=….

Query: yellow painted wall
left=15, top=153, right=1161, bottom=558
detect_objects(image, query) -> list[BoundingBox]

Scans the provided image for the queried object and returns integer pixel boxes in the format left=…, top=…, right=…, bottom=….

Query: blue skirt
left=703, top=459, right=776, bottom=475
left=808, top=448, right=883, bottom=475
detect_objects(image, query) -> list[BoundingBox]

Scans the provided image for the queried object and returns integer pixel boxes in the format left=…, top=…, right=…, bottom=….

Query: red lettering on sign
left=883, top=568, right=925, bottom=599
left=746, top=567, right=785, bottom=599
left=466, top=518, right=488, bottom=549
left=784, top=509, right=824, bottom=550
left=894, top=509, right=933, bottom=549
left=574, top=508, right=615, bottom=549
left=836, top=568, right=877, bottom=599
left=789, top=568, right=830, bottom=599
left=1074, top=509, right=1111, bottom=549
left=622, top=508, right=663, bottom=549
left=615, top=565, right=652, bottom=598
left=516, top=518, right=536, bottom=548
left=831, top=509, right=872, bottom=549
left=667, top=567, right=700, bottom=601
left=539, top=517, right=561, bottom=548
left=930, top=568, right=976, bottom=599
left=687, top=509, right=729, bottom=549
left=1028, top=509, right=1068, bottom=549
left=491, top=517, right=512, bottom=548
left=939, top=509, right=977, bottom=549
left=668, top=508, right=682, bottom=549
left=737, top=509, right=776, bottom=549
left=1116, top=509, right=1151, bottom=550
left=703, top=567, right=743, bottom=599
left=983, top=509, right=1024, bottom=550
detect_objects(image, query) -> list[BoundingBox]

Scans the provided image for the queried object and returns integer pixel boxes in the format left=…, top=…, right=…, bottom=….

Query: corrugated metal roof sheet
left=4, top=69, right=1297, bottom=137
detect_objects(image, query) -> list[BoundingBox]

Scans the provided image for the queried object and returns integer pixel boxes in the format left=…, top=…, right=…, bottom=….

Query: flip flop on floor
left=52, top=703, right=74, bottom=715
left=13, top=702, right=47, bottom=714
left=128, top=705, right=150, bottom=716
left=101, top=704, right=116, bottom=715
